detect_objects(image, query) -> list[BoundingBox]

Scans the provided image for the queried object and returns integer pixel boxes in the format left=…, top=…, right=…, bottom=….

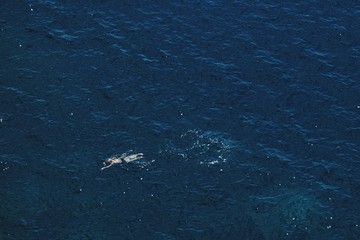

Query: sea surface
left=1, top=0, right=360, bottom=239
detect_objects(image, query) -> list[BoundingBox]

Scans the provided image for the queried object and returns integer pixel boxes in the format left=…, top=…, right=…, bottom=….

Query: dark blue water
left=1, top=0, right=360, bottom=239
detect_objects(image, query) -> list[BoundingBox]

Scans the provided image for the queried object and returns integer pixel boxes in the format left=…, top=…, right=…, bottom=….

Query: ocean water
left=1, top=0, right=360, bottom=239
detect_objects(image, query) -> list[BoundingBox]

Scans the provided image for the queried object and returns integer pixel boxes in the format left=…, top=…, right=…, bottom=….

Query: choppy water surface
left=1, top=0, right=360, bottom=239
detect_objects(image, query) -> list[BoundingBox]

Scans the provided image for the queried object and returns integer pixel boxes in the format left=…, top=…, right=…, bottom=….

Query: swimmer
left=101, top=153, right=144, bottom=170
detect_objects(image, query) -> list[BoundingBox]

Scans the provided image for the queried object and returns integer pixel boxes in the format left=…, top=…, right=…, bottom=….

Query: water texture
left=1, top=0, right=360, bottom=239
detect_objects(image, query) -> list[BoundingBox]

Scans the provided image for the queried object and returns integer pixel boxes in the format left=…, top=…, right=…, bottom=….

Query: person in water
left=101, top=153, right=144, bottom=170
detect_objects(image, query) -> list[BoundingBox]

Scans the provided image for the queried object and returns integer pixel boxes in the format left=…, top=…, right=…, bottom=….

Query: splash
left=166, top=129, right=238, bottom=166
